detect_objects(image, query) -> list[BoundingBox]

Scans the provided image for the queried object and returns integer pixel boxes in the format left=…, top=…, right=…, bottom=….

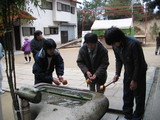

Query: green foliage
left=78, top=0, right=109, bottom=31
left=106, top=0, right=131, bottom=7
left=134, top=26, right=142, bottom=34
left=0, top=0, right=44, bottom=35
left=78, top=0, right=143, bottom=34
left=81, top=0, right=107, bottom=9
left=104, top=0, right=143, bottom=20
left=143, top=0, right=160, bottom=13
left=149, top=22, right=160, bottom=40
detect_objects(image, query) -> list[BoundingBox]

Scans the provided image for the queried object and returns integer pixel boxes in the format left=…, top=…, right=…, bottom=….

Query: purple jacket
left=23, top=40, right=31, bottom=52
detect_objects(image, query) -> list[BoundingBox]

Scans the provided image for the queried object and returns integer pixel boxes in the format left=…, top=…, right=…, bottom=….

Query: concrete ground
left=0, top=43, right=160, bottom=120
left=143, top=67, right=160, bottom=120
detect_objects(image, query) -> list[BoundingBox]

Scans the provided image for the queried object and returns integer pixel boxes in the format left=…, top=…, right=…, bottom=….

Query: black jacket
left=30, top=38, right=46, bottom=57
left=113, top=36, right=147, bottom=82
left=77, top=41, right=109, bottom=84
left=33, top=48, right=64, bottom=84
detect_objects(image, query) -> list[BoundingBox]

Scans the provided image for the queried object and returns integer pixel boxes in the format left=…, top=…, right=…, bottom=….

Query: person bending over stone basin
left=32, top=39, right=65, bottom=85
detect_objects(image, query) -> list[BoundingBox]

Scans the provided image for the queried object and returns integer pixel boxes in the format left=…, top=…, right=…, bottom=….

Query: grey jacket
left=0, top=43, right=4, bottom=59
left=77, top=41, right=109, bottom=84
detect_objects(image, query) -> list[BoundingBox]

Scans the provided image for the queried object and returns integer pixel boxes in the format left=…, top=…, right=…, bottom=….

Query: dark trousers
left=123, top=73, right=146, bottom=120
left=34, top=75, right=52, bottom=85
left=155, top=44, right=160, bottom=54
left=89, top=82, right=100, bottom=92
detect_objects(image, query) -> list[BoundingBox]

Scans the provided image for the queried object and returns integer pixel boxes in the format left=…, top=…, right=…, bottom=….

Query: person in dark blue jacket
left=33, top=39, right=64, bottom=85
left=105, top=27, right=147, bottom=120
left=30, top=30, right=46, bottom=59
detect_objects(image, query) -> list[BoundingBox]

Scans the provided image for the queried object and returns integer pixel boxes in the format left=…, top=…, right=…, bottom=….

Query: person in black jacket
left=30, top=30, right=46, bottom=59
left=105, top=27, right=147, bottom=120
left=77, top=33, right=109, bottom=93
left=155, top=32, right=160, bottom=55
left=33, top=39, right=64, bottom=85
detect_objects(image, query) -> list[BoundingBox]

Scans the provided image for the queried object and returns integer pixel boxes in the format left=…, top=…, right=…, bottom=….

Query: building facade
left=13, top=0, right=79, bottom=50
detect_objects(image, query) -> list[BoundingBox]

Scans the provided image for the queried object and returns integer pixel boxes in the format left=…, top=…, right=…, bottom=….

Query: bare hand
left=53, top=78, right=61, bottom=85
left=58, top=76, right=64, bottom=82
left=90, top=74, right=96, bottom=80
left=86, top=71, right=92, bottom=79
left=113, top=75, right=119, bottom=83
left=130, top=80, right=137, bottom=90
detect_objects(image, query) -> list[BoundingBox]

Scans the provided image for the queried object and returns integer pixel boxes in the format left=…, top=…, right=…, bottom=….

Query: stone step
left=101, top=113, right=119, bottom=120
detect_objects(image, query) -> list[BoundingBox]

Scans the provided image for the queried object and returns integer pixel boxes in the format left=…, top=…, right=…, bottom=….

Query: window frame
left=41, top=1, right=53, bottom=10
left=44, top=27, right=59, bottom=35
left=57, top=2, right=71, bottom=13
left=71, top=6, right=75, bottom=14
left=22, top=27, right=35, bottom=36
left=57, top=2, right=62, bottom=11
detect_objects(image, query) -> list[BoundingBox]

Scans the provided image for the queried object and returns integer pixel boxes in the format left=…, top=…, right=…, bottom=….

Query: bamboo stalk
left=42, top=89, right=92, bottom=101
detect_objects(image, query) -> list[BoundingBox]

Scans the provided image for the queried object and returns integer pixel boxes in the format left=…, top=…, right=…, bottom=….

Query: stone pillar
left=20, top=99, right=31, bottom=120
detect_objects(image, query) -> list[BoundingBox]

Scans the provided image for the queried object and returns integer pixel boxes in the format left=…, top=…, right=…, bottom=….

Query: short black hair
left=84, top=33, right=98, bottom=43
left=43, top=39, right=57, bottom=50
left=34, top=30, right=42, bottom=39
left=104, top=27, right=125, bottom=45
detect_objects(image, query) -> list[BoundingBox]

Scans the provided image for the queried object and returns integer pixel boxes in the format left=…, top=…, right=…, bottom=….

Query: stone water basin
left=30, top=83, right=109, bottom=120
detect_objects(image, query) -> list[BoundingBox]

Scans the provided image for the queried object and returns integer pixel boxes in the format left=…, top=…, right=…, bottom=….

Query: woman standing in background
left=22, top=37, right=31, bottom=63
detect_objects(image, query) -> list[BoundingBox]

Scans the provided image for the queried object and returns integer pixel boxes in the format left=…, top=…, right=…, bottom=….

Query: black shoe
left=155, top=52, right=157, bottom=55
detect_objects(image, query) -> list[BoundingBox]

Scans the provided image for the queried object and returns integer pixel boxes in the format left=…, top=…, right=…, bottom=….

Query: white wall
left=20, top=0, right=78, bottom=45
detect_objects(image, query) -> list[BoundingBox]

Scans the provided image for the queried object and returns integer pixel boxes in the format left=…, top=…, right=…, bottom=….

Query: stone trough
left=16, top=83, right=109, bottom=120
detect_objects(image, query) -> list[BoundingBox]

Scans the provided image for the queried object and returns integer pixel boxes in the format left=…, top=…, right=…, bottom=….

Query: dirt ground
left=1, top=44, right=160, bottom=120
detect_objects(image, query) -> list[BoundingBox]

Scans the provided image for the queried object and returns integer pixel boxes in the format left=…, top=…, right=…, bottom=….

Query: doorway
left=14, top=26, right=21, bottom=50
left=61, top=31, right=68, bottom=44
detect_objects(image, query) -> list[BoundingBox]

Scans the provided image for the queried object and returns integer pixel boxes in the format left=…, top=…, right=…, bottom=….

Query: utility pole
left=131, top=0, right=134, bottom=24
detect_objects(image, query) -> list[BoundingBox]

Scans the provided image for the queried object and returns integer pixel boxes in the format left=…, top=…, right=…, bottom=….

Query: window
left=22, top=27, right=35, bottom=36
left=30, top=28, right=35, bottom=35
left=61, top=4, right=66, bottom=11
left=71, top=7, right=75, bottom=14
left=44, top=27, right=58, bottom=35
left=57, top=2, right=62, bottom=11
left=62, top=4, right=70, bottom=12
left=57, top=2, right=71, bottom=12
left=66, top=5, right=71, bottom=12
left=50, top=28, right=58, bottom=34
left=44, top=27, right=50, bottom=35
left=42, top=0, right=53, bottom=10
